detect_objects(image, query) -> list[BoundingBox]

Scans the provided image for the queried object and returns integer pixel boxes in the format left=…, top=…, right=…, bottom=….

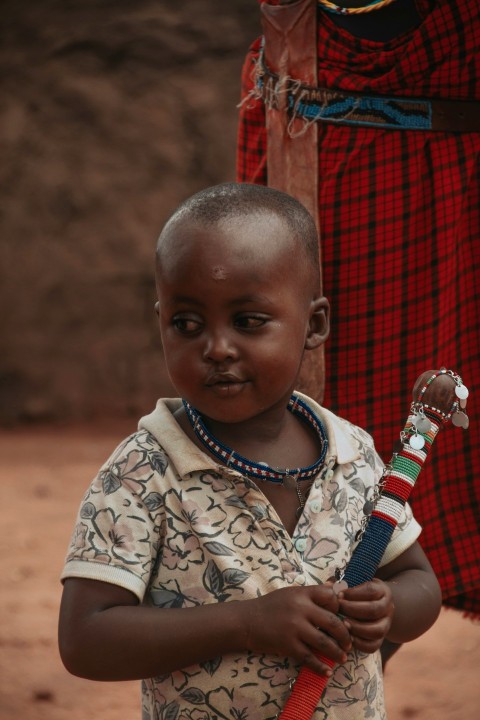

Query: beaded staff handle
left=278, top=368, right=470, bottom=720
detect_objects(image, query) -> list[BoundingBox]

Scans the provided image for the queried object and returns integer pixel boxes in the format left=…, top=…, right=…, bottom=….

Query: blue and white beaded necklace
left=182, top=394, right=329, bottom=490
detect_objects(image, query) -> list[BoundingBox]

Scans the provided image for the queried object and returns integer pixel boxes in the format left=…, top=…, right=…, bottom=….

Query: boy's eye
left=172, top=316, right=202, bottom=334
left=235, top=314, right=268, bottom=330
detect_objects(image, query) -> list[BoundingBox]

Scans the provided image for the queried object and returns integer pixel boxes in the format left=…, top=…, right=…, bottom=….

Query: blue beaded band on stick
left=278, top=368, right=470, bottom=720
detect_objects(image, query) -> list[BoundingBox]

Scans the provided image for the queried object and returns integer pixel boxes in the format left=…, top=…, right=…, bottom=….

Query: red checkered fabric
left=237, top=0, right=480, bottom=617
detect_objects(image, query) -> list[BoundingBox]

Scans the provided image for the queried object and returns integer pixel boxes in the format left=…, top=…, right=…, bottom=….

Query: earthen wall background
left=1, top=1, right=260, bottom=424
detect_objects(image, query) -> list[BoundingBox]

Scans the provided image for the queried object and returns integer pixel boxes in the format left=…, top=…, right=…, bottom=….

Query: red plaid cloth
left=237, top=0, right=480, bottom=617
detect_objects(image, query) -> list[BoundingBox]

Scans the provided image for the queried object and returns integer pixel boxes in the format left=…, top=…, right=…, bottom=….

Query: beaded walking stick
left=278, top=368, right=470, bottom=720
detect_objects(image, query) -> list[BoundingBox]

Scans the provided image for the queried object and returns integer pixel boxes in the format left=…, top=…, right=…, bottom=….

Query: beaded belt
left=256, top=48, right=480, bottom=133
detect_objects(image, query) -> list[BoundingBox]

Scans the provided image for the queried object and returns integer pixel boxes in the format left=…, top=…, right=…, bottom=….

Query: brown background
left=1, top=0, right=259, bottom=424
left=1, top=3, right=479, bottom=719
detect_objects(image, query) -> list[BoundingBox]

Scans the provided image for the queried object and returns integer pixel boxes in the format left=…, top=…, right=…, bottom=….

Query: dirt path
left=1, top=424, right=478, bottom=719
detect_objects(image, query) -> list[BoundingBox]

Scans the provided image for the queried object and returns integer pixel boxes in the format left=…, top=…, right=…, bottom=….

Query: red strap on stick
left=280, top=663, right=333, bottom=720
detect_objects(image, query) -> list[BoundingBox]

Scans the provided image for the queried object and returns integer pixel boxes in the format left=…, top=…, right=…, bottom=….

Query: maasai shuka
left=237, top=0, right=480, bottom=617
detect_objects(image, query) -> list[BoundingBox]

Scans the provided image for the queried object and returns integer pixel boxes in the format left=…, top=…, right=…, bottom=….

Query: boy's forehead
left=156, top=212, right=317, bottom=298
left=158, top=211, right=297, bottom=266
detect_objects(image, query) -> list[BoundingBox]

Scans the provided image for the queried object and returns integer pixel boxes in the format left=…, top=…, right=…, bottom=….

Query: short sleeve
left=61, top=429, right=169, bottom=601
left=379, top=501, right=422, bottom=567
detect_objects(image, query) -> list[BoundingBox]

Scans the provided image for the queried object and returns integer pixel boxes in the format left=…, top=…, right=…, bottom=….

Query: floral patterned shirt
left=62, top=394, right=421, bottom=720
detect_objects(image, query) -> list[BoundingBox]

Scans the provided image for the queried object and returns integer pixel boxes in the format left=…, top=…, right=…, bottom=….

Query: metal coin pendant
left=409, top=434, right=425, bottom=450
left=283, top=474, right=297, bottom=491
left=452, top=411, right=469, bottom=429
left=455, top=384, right=469, bottom=400
left=363, top=500, right=375, bottom=515
left=416, top=417, right=431, bottom=433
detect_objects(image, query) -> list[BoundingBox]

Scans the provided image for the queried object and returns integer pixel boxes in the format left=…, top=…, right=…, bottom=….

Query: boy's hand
left=338, top=578, right=394, bottom=654
left=242, top=585, right=352, bottom=676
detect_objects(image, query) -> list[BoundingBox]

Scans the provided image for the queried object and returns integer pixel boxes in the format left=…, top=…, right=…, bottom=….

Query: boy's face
left=156, top=211, right=328, bottom=425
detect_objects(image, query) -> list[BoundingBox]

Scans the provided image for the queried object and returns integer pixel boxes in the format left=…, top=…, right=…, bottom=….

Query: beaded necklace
left=318, top=0, right=398, bottom=15
left=183, top=395, right=329, bottom=513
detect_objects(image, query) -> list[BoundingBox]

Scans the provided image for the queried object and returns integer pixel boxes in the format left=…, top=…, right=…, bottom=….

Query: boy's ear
left=154, top=301, right=160, bottom=316
left=305, top=295, right=330, bottom=349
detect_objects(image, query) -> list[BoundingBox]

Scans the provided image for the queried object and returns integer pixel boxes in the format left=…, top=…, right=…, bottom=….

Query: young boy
left=59, top=183, right=441, bottom=720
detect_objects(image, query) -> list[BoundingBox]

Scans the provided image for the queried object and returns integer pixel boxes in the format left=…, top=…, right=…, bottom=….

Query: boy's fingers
left=340, top=598, right=388, bottom=621
left=346, top=618, right=388, bottom=640
left=311, top=585, right=340, bottom=612
left=300, top=626, right=348, bottom=667
left=301, top=649, right=336, bottom=677
left=342, top=580, right=385, bottom=600
left=313, top=609, right=352, bottom=651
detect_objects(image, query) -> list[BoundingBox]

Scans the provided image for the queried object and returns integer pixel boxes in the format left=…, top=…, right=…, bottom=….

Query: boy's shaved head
left=157, top=182, right=321, bottom=289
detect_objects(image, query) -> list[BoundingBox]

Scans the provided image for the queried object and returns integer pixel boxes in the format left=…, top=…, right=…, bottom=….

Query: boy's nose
left=202, top=331, right=237, bottom=362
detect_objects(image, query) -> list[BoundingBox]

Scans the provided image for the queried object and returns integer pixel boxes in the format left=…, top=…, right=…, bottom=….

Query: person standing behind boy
left=59, top=183, right=441, bottom=720
left=237, top=0, right=480, bottom=621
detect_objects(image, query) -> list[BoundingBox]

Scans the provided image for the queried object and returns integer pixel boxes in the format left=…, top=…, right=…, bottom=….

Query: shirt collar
left=138, top=393, right=361, bottom=478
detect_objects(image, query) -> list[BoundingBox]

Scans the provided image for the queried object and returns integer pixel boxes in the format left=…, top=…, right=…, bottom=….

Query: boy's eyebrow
left=169, top=295, right=205, bottom=307
left=229, top=293, right=273, bottom=307
left=168, top=293, right=274, bottom=308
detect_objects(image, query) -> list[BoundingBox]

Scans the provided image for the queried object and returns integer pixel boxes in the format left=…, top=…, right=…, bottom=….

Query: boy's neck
left=205, top=412, right=293, bottom=467
left=177, top=400, right=325, bottom=473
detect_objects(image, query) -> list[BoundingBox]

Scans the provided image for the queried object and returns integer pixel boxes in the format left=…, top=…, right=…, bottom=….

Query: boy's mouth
left=205, top=374, right=246, bottom=395
left=205, top=373, right=244, bottom=386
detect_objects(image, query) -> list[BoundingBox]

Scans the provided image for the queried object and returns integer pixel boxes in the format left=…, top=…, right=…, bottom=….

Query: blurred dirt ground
left=1, top=424, right=479, bottom=720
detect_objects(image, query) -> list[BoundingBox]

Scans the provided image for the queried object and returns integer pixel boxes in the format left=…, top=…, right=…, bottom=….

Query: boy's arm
left=59, top=577, right=248, bottom=681
left=59, top=577, right=353, bottom=681
left=377, top=540, right=442, bottom=643
left=338, top=541, right=442, bottom=653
